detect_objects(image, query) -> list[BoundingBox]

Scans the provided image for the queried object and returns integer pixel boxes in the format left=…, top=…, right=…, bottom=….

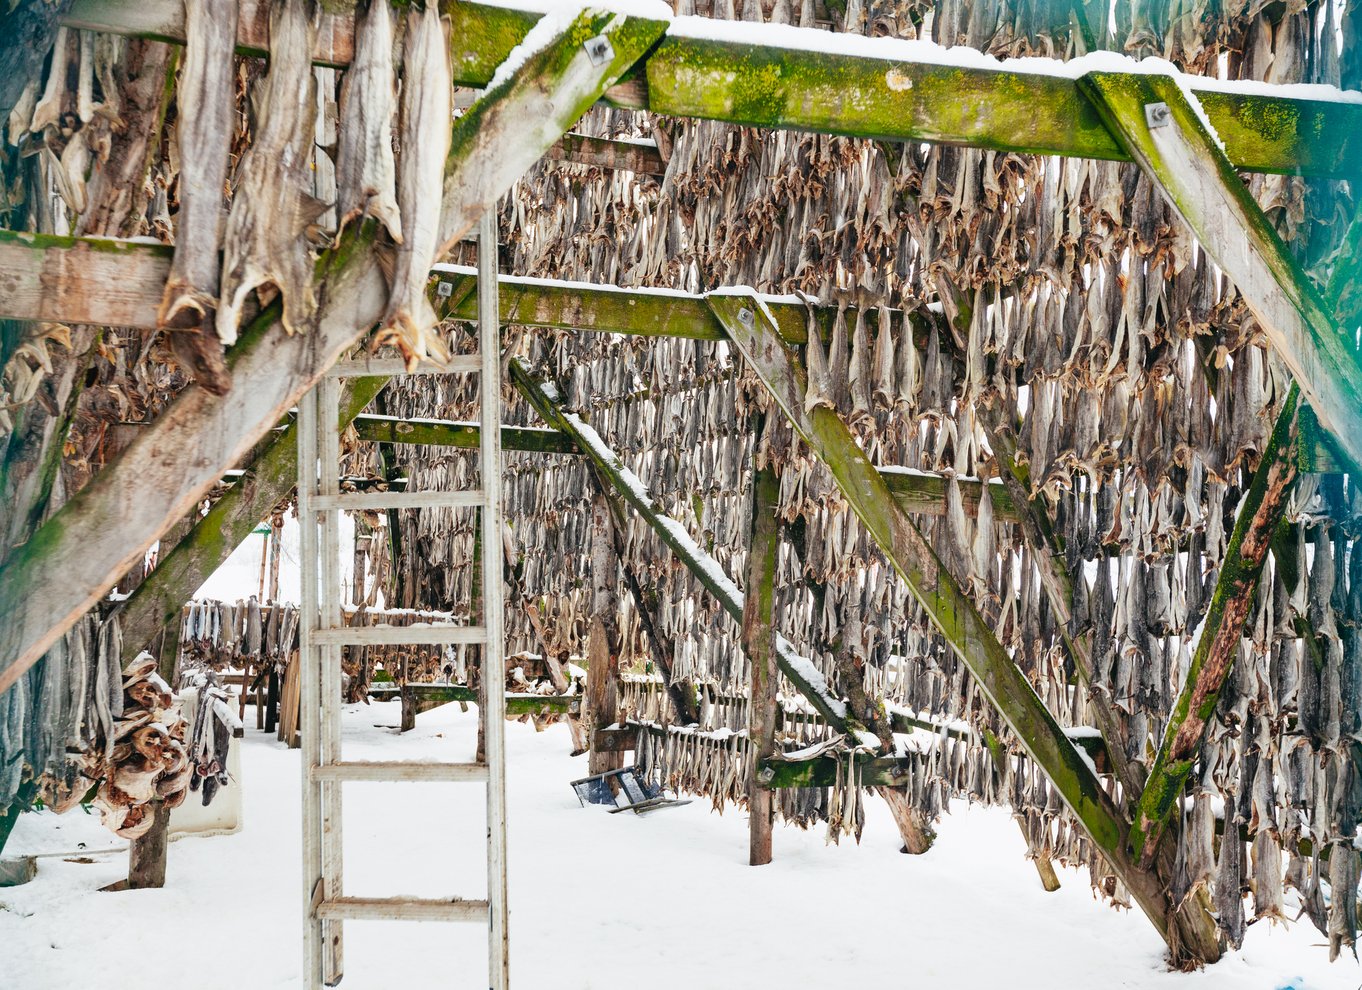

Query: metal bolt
left=1145, top=102, right=1171, bottom=128
left=738, top=307, right=754, bottom=326
left=584, top=35, right=614, bottom=66
left=757, top=766, right=775, bottom=784
left=436, top=280, right=453, bottom=298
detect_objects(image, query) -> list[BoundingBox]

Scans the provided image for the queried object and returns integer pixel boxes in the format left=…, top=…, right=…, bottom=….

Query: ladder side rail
left=317, top=376, right=346, bottom=985
left=297, top=388, right=324, bottom=988
left=479, top=212, right=510, bottom=990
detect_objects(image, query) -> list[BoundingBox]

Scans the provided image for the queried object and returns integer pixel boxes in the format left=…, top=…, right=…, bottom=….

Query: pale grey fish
left=334, top=0, right=401, bottom=245
left=158, top=0, right=239, bottom=396
left=374, top=3, right=452, bottom=372
left=217, top=0, right=324, bottom=345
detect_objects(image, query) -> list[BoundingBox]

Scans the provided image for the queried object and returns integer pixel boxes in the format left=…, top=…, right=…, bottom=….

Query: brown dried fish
left=157, top=0, right=238, bottom=395
left=373, top=3, right=452, bottom=371
left=334, top=0, right=401, bottom=245
left=217, top=0, right=324, bottom=345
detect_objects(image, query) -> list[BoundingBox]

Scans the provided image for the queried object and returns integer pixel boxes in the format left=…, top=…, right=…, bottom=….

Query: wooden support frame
left=1127, top=386, right=1301, bottom=865
left=1078, top=71, right=1362, bottom=480
left=62, top=0, right=1362, bottom=178
left=0, top=7, right=668, bottom=697
left=710, top=290, right=1219, bottom=963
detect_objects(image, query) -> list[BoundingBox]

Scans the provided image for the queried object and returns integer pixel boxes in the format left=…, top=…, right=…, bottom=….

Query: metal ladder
left=297, top=215, right=508, bottom=988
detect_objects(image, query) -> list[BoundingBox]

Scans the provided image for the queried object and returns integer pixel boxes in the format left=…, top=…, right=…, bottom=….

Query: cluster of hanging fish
left=178, top=597, right=300, bottom=670
left=86, top=652, right=193, bottom=840
left=180, top=670, right=242, bottom=808
left=0, top=614, right=124, bottom=822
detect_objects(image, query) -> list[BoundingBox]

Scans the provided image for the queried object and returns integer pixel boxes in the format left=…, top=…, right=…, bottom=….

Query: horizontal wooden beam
left=62, top=0, right=1362, bottom=178
left=351, top=414, right=579, bottom=455
left=0, top=233, right=1351, bottom=480
left=367, top=683, right=581, bottom=716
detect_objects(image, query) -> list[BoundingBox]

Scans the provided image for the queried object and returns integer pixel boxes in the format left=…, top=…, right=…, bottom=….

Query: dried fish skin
left=217, top=0, right=324, bottom=346
left=373, top=4, right=452, bottom=372
left=157, top=0, right=239, bottom=396
left=334, top=0, right=401, bottom=245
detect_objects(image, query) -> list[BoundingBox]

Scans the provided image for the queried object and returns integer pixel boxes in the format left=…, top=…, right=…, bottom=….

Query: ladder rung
left=315, top=896, right=489, bottom=923
left=325, top=355, right=481, bottom=377
left=313, top=624, right=486, bottom=646
left=309, top=761, right=489, bottom=783
left=311, top=490, right=484, bottom=512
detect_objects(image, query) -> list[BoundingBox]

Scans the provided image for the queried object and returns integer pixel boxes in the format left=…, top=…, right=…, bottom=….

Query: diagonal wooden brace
left=510, top=358, right=852, bottom=732
left=0, top=8, right=668, bottom=698
left=1127, top=386, right=1301, bottom=865
left=710, top=290, right=1218, bottom=962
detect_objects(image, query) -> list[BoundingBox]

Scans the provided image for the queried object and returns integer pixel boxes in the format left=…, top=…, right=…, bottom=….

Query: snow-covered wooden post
left=741, top=445, right=780, bottom=865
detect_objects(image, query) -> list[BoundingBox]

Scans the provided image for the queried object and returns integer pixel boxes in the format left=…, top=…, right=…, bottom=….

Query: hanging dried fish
left=373, top=3, right=452, bottom=371
left=334, top=0, right=401, bottom=245
left=217, top=0, right=324, bottom=345
left=157, top=0, right=239, bottom=395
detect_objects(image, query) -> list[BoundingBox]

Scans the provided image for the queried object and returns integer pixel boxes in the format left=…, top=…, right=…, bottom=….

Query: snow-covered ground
left=2, top=702, right=1357, bottom=990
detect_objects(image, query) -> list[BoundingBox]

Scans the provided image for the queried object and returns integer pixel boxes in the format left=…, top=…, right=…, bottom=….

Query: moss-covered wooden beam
left=117, top=377, right=388, bottom=664
left=366, top=683, right=581, bottom=716
left=0, top=9, right=666, bottom=698
left=511, top=358, right=851, bottom=732
left=64, top=0, right=1362, bottom=178
left=712, top=290, right=1217, bottom=963
left=1127, top=386, right=1301, bottom=866
left=1080, top=72, right=1362, bottom=475
left=351, top=414, right=578, bottom=455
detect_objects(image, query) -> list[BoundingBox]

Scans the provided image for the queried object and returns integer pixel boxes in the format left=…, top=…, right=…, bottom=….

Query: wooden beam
left=1079, top=71, right=1362, bottom=479
left=742, top=448, right=779, bottom=865
left=62, top=0, right=1362, bottom=178
left=1127, top=386, right=1301, bottom=866
left=366, top=683, right=581, bottom=717
left=511, top=359, right=851, bottom=732
left=352, top=414, right=578, bottom=455
left=546, top=133, right=665, bottom=176
left=711, top=290, right=1218, bottom=964
left=0, top=8, right=667, bottom=697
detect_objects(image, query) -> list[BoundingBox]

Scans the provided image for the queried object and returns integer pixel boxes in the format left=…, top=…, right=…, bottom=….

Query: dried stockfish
left=1251, top=827, right=1286, bottom=923
left=334, top=0, right=401, bottom=245
left=157, top=0, right=239, bottom=395
left=373, top=4, right=452, bottom=371
left=1329, top=842, right=1360, bottom=960
left=217, top=0, right=324, bottom=346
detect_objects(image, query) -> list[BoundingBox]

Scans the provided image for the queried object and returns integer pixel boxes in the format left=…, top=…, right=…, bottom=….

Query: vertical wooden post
left=742, top=451, right=780, bottom=866
left=586, top=491, right=623, bottom=777
left=126, top=800, right=172, bottom=889
left=125, top=556, right=186, bottom=891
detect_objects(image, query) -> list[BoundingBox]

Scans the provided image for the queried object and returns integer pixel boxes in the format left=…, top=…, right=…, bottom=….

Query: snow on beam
left=711, top=289, right=1220, bottom=964
left=0, top=8, right=668, bottom=698
left=1080, top=71, right=1362, bottom=484
left=511, top=359, right=851, bottom=731
left=62, top=0, right=1362, bottom=178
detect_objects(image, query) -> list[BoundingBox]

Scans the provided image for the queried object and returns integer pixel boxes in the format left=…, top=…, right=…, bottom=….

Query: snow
left=4, top=704, right=1357, bottom=990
